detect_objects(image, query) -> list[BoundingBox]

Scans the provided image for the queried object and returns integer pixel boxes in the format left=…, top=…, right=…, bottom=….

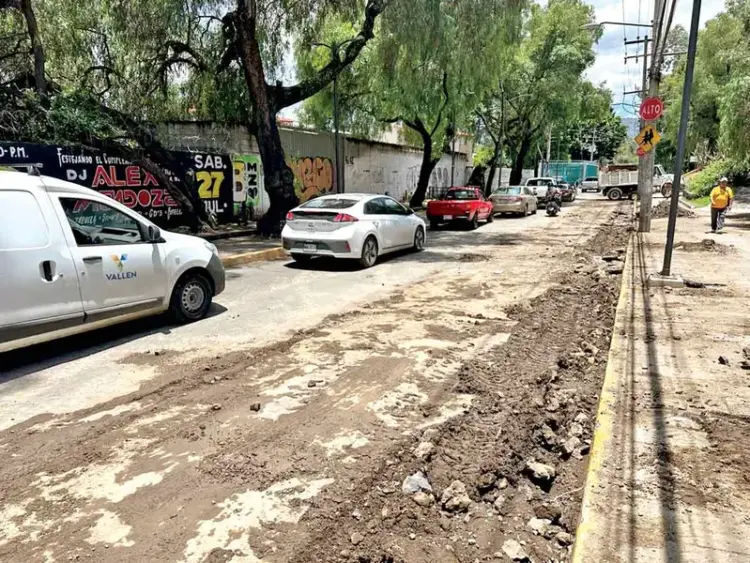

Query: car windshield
left=300, top=198, right=357, bottom=209
left=444, top=189, right=477, bottom=200
left=527, top=179, right=551, bottom=187
left=585, top=177, right=598, bottom=182
left=495, top=188, right=522, bottom=195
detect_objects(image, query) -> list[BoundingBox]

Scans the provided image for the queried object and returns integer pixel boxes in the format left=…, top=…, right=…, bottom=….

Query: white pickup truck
left=524, top=177, right=560, bottom=203
left=599, top=164, right=674, bottom=200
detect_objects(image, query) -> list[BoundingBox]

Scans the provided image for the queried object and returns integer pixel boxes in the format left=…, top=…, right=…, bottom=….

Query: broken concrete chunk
left=555, top=531, right=574, bottom=546
left=413, top=441, right=435, bottom=461
left=719, top=356, right=730, bottom=366
left=412, top=491, right=435, bottom=507
left=569, top=422, right=584, bottom=438
left=440, top=480, right=472, bottom=513
left=562, top=436, right=582, bottom=457
left=526, top=461, right=556, bottom=485
left=502, top=539, right=530, bottom=561
left=402, top=471, right=433, bottom=494
left=528, top=517, right=551, bottom=535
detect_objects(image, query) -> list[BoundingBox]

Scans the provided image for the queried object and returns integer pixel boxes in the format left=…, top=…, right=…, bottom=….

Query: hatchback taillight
left=333, top=213, right=358, bottom=223
left=286, top=212, right=296, bottom=221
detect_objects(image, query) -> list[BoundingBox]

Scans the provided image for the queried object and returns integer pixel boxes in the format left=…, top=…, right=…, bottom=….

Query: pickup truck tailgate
left=427, top=201, right=472, bottom=217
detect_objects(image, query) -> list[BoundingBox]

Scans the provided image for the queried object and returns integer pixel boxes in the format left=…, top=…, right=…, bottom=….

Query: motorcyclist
left=547, top=184, right=562, bottom=210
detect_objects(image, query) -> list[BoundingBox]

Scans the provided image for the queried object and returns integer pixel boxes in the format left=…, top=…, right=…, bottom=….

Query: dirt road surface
left=0, top=196, right=628, bottom=563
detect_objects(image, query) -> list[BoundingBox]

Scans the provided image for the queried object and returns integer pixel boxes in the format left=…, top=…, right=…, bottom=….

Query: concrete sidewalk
left=213, top=234, right=284, bottom=268
left=574, top=207, right=750, bottom=562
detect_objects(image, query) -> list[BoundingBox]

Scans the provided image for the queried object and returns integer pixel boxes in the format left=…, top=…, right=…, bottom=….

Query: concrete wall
left=344, top=138, right=470, bottom=202
left=158, top=121, right=472, bottom=214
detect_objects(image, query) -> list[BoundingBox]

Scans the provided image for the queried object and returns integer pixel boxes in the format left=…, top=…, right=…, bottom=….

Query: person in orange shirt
left=710, top=177, right=734, bottom=233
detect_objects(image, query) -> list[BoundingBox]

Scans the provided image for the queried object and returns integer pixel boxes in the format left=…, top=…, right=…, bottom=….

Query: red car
left=426, top=187, right=494, bottom=230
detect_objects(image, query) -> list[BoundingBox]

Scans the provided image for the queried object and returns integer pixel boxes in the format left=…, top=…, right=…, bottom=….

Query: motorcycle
left=546, top=190, right=562, bottom=217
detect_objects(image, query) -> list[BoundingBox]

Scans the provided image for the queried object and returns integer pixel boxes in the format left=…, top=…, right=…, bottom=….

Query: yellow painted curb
left=571, top=233, right=634, bottom=562
left=220, top=247, right=286, bottom=268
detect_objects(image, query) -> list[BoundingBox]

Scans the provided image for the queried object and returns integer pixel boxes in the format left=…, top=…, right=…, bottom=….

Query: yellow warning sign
left=634, top=124, right=661, bottom=153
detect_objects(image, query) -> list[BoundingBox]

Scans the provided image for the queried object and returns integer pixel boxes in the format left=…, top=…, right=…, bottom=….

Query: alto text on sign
left=639, top=97, right=664, bottom=121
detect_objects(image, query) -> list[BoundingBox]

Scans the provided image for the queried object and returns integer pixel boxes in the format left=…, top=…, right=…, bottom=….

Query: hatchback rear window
left=300, top=198, right=357, bottom=209
left=444, top=189, right=477, bottom=200
left=527, top=179, right=551, bottom=186
left=495, top=188, right=521, bottom=195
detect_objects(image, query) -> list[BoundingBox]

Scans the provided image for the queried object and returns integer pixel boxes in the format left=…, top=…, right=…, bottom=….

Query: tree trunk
left=236, top=0, right=297, bottom=236
left=409, top=130, right=440, bottom=209
left=484, top=143, right=502, bottom=196
left=19, top=0, right=45, bottom=99
left=510, top=134, right=532, bottom=185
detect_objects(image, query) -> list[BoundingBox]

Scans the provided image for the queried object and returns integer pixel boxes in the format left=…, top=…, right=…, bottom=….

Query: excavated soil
left=0, top=202, right=629, bottom=563
left=288, top=217, right=630, bottom=563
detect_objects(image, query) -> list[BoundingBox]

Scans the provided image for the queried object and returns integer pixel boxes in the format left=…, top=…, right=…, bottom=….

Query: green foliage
left=476, top=0, right=599, bottom=174
left=661, top=9, right=748, bottom=168
left=685, top=158, right=739, bottom=197
left=473, top=145, right=495, bottom=167
left=613, top=139, right=638, bottom=164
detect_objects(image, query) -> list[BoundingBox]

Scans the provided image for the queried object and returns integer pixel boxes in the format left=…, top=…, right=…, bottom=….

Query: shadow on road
left=0, top=303, right=228, bottom=382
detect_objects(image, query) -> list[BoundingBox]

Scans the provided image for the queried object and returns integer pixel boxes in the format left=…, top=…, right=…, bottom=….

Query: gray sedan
left=489, top=186, right=538, bottom=216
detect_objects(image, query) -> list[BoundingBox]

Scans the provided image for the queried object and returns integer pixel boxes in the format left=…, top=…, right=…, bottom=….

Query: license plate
left=303, top=243, right=317, bottom=252
left=443, top=215, right=453, bottom=220
left=306, top=222, right=315, bottom=232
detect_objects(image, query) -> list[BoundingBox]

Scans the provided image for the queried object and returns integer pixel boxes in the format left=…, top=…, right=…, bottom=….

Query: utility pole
left=661, top=0, right=702, bottom=276
left=545, top=126, right=552, bottom=175
left=638, top=0, right=664, bottom=233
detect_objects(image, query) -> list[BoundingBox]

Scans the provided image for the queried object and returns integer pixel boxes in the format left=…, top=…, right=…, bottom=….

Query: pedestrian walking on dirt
left=710, top=177, right=734, bottom=233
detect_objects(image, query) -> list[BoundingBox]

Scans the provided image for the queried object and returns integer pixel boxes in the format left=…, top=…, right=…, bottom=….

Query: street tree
left=1, top=0, right=388, bottom=234
left=298, top=0, right=524, bottom=208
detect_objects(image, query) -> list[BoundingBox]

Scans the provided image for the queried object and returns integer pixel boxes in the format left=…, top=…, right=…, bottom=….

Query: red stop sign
left=640, top=97, right=664, bottom=121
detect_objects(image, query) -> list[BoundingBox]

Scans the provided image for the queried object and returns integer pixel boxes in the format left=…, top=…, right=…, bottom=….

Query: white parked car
left=0, top=170, right=225, bottom=354
left=281, top=194, right=426, bottom=268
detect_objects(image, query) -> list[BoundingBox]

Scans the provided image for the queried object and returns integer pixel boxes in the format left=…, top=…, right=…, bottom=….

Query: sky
left=585, top=0, right=727, bottom=118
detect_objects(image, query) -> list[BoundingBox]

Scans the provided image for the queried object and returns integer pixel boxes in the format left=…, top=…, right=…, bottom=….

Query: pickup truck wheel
left=470, top=214, right=480, bottom=230
left=607, top=187, right=624, bottom=201
left=170, top=272, right=213, bottom=323
left=661, top=183, right=673, bottom=198
left=359, top=236, right=379, bottom=268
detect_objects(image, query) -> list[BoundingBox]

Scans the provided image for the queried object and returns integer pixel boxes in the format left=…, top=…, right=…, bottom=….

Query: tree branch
left=19, top=0, right=45, bottom=98
left=429, top=72, right=450, bottom=137
left=476, top=110, right=498, bottom=145
left=274, top=0, right=387, bottom=109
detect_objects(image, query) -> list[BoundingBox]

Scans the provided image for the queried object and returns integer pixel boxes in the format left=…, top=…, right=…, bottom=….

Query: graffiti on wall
left=287, top=156, right=335, bottom=202
left=0, top=142, right=233, bottom=228
left=232, top=154, right=262, bottom=217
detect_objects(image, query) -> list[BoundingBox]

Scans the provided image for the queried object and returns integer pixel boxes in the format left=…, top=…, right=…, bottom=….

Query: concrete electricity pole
left=637, top=0, right=664, bottom=233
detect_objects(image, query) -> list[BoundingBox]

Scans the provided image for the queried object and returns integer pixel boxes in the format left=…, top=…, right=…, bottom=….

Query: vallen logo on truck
left=107, top=254, right=137, bottom=281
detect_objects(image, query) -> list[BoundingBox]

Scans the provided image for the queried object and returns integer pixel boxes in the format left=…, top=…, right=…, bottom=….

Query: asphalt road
left=0, top=196, right=601, bottom=431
